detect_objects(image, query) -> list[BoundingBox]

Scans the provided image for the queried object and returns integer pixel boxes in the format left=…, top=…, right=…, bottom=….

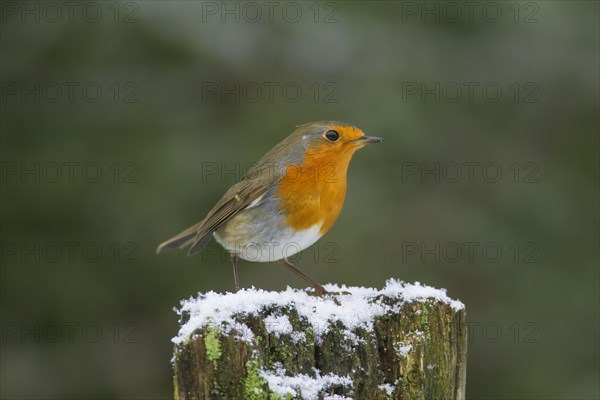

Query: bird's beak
left=354, top=135, right=384, bottom=144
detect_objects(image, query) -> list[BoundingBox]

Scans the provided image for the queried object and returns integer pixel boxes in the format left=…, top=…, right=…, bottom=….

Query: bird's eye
left=324, top=130, right=339, bottom=142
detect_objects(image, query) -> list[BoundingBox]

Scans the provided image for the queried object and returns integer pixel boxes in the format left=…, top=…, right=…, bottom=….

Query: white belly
left=214, top=223, right=323, bottom=262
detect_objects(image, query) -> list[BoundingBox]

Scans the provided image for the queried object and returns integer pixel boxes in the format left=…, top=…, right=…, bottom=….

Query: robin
left=157, top=121, right=382, bottom=296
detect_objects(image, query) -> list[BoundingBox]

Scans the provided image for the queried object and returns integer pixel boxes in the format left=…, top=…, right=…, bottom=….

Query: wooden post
left=172, top=280, right=467, bottom=400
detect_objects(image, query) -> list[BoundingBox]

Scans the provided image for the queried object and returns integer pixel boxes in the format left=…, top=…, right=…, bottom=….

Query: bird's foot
left=307, top=286, right=350, bottom=306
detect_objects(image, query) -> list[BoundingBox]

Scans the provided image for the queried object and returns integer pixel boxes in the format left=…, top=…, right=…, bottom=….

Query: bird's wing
left=156, top=163, right=283, bottom=256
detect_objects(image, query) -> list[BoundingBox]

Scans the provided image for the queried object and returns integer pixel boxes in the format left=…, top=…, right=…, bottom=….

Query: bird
left=156, top=121, right=382, bottom=296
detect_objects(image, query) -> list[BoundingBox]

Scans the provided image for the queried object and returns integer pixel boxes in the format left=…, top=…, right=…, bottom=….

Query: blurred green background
left=1, top=1, right=598, bottom=398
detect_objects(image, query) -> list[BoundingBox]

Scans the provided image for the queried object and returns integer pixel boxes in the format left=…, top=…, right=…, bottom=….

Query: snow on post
left=172, top=279, right=467, bottom=400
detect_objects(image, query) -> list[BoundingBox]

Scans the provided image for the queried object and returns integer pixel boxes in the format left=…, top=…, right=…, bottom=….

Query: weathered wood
left=172, top=281, right=467, bottom=400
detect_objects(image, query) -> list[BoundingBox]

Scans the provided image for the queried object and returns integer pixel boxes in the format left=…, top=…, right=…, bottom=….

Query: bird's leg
left=281, top=258, right=328, bottom=296
left=230, top=253, right=240, bottom=292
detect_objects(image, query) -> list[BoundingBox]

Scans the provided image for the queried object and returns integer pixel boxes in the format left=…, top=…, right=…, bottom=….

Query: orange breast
left=276, top=142, right=358, bottom=235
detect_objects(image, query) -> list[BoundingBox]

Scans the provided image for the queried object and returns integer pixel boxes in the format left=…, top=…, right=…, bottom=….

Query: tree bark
left=172, top=284, right=466, bottom=400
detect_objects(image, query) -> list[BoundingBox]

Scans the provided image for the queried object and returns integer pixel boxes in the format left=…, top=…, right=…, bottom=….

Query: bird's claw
left=308, top=287, right=349, bottom=306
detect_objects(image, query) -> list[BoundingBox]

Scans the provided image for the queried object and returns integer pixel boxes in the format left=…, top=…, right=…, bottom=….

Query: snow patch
left=378, top=383, right=395, bottom=396
left=394, top=342, right=413, bottom=357
left=264, top=314, right=292, bottom=337
left=173, top=279, right=464, bottom=345
left=261, top=366, right=352, bottom=400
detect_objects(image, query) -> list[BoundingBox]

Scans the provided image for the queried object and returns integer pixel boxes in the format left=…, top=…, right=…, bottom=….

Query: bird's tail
left=156, top=223, right=200, bottom=254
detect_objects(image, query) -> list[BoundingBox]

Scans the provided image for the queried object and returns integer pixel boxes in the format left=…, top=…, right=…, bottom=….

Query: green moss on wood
left=173, top=297, right=466, bottom=399
left=204, top=327, right=222, bottom=366
left=243, top=359, right=270, bottom=400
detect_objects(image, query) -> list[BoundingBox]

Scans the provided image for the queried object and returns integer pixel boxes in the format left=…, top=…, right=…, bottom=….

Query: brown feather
left=156, top=163, right=282, bottom=255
